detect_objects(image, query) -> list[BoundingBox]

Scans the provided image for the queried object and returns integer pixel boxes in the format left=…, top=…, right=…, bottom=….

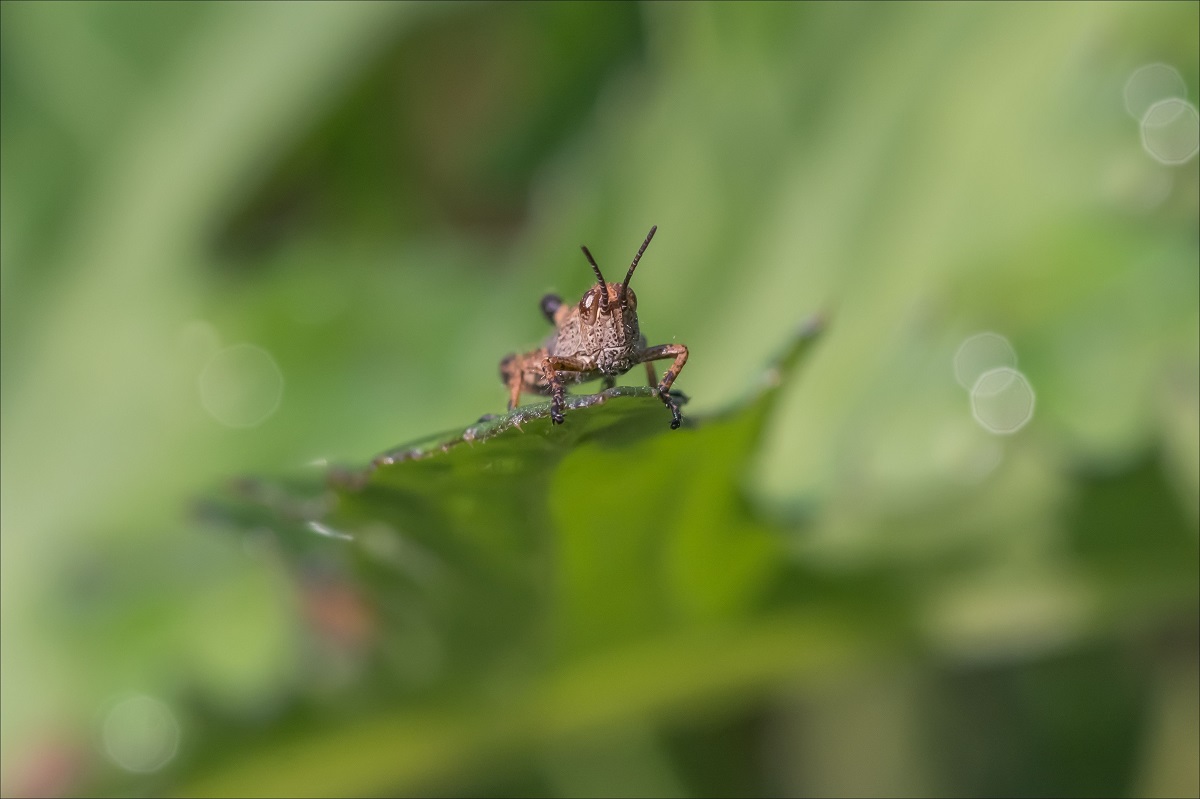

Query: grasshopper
left=499, top=226, right=689, bottom=428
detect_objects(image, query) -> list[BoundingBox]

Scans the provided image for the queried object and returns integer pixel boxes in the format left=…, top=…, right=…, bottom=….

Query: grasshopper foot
left=655, top=387, right=683, bottom=429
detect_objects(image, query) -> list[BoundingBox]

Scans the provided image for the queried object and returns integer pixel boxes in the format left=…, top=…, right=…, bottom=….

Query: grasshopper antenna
left=580, top=245, right=610, bottom=315
left=621, top=225, right=657, bottom=304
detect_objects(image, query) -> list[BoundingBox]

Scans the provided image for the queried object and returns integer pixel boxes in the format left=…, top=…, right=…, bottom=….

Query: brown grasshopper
left=499, top=225, right=689, bottom=428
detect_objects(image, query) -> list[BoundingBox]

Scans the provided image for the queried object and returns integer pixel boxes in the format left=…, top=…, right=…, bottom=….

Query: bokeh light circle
left=197, top=343, right=284, bottom=428
left=970, top=367, right=1035, bottom=435
left=101, top=694, right=180, bottom=773
left=953, top=332, right=1017, bottom=389
left=1123, top=63, right=1187, bottom=121
left=1140, top=98, right=1200, bottom=165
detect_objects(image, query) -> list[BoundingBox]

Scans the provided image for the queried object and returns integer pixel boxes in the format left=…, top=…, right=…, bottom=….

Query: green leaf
left=177, top=319, right=833, bottom=796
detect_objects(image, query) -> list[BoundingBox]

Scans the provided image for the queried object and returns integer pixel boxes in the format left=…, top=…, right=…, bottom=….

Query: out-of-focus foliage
left=1, top=2, right=1196, bottom=797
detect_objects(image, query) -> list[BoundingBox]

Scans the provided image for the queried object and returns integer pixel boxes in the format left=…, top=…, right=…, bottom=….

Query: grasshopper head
left=577, top=225, right=656, bottom=324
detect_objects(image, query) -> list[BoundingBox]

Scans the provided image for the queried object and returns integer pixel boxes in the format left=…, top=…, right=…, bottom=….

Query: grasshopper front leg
left=541, top=355, right=591, bottom=425
left=636, top=343, right=689, bottom=429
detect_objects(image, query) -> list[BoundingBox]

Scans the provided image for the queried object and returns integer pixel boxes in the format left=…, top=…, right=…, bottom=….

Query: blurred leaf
left=930, top=643, right=1150, bottom=799
left=1067, top=454, right=1200, bottom=621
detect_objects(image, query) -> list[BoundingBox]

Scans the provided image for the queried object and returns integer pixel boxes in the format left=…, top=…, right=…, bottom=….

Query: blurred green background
left=1, top=1, right=1197, bottom=796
